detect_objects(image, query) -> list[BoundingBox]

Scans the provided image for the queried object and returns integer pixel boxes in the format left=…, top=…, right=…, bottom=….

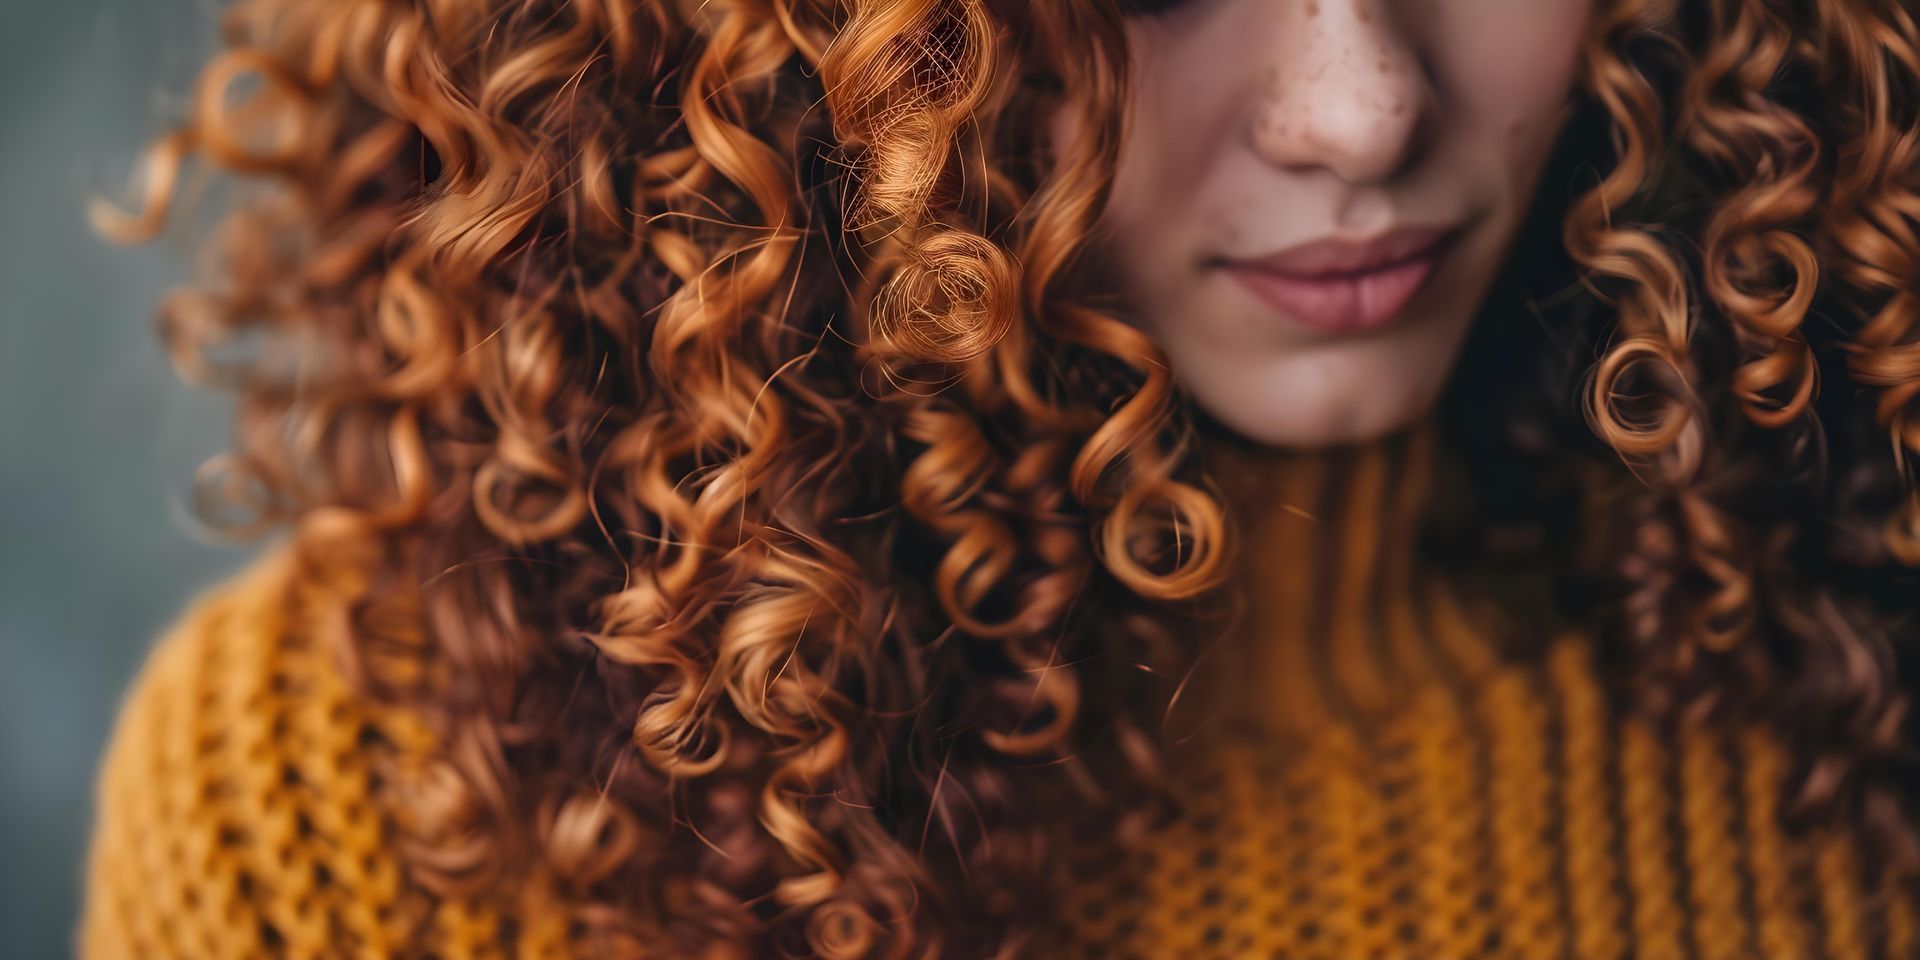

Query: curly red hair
left=97, top=0, right=1920, bottom=953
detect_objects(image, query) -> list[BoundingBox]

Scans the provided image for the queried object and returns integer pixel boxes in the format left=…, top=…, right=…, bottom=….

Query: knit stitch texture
left=81, top=429, right=1918, bottom=958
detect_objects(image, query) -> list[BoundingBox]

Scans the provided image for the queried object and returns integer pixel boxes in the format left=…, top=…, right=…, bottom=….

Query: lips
left=1219, top=226, right=1457, bottom=335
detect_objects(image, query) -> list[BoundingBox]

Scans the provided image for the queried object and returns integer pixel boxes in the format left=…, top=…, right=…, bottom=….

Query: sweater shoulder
left=93, top=544, right=306, bottom=752
left=78, top=545, right=417, bottom=959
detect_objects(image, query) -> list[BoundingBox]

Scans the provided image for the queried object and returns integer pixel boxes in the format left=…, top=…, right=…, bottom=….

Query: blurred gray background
left=0, top=0, right=247, bottom=954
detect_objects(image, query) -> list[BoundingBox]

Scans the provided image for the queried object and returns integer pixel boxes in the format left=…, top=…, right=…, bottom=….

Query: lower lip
left=1223, top=248, right=1445, bottom=335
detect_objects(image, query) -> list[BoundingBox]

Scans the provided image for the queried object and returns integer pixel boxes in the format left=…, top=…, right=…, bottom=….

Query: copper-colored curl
left=806, top=898, right=879, bottom=960
left=98, top=0, right=1920, bottom=952
left=870, top=230, right=1018, bottom=364
left=540, top=792, right=643, bottom=889
left=1569, top=0, right=1920, bottom=869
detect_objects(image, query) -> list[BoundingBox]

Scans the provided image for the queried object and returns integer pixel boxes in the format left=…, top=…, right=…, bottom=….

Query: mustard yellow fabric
left=80, top=426, right=1917, bottom=958
left=80, top=550, right=579, bottom=960
left=1049, top=425, right=1919, bottom=959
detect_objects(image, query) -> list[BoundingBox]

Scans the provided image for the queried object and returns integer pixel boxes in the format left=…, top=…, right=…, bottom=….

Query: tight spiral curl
left=99, top=0, right=1920, bottom=952
left=1564, top=0, right=1920, bottom=861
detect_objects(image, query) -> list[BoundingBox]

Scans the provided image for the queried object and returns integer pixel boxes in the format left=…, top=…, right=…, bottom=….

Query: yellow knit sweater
left=81, top=427, right=1917, bottom=958
left=1048, top=426, right=1918, bottom=959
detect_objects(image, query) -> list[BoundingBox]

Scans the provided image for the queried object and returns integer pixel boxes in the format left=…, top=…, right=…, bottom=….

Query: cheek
left=1101, top=21, right=1247, bottom=240
left=1442, top=2, right=1592, bottom=145
left=1084, top=30, right=1211, bottom=322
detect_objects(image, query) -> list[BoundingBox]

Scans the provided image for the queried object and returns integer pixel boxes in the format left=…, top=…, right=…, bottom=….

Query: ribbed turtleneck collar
left=1199, top=417, right=1501, bottom=739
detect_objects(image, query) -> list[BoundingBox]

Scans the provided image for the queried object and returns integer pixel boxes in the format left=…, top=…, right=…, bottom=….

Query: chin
left=1199, top=393, right=1435, bottom=449
left=1171, top=335, right=1460, bottom=451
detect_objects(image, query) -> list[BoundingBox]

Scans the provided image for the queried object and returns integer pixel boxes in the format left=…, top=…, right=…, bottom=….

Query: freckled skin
left=1063, top=0, right=1595, bottom=447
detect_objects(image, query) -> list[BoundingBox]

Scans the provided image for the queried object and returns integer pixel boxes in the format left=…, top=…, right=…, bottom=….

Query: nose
left=1249, top=0, right=1434, bottom=184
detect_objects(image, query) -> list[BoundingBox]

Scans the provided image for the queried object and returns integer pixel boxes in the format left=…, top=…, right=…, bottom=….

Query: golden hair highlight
left=96, top=0, right=1920, bottom=951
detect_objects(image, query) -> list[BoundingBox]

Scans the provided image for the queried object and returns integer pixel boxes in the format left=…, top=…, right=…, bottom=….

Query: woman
left=81, top=0, right=1920, bottom=956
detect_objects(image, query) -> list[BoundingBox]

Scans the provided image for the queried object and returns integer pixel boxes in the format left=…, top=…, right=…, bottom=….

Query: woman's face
left=1082, top=0, right=1595, bottom=447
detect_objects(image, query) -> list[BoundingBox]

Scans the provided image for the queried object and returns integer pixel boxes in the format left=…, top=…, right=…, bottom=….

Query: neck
left=1199, top=417, right=1498, bottom=737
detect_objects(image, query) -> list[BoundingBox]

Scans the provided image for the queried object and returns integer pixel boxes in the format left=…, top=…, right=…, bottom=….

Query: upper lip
left=1225, top=225, right=1457, bottom=278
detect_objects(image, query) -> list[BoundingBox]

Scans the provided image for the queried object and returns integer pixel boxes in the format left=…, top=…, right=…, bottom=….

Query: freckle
left=1306, top=1, right=1320, bottom=15
left=1377, top=59, right=1389, bottom=73
left=1358, top=8, right=1372, bottom=22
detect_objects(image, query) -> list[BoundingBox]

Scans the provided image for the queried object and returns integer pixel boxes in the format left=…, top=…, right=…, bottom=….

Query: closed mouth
left=1219, top=226, right=1460, bottom=334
